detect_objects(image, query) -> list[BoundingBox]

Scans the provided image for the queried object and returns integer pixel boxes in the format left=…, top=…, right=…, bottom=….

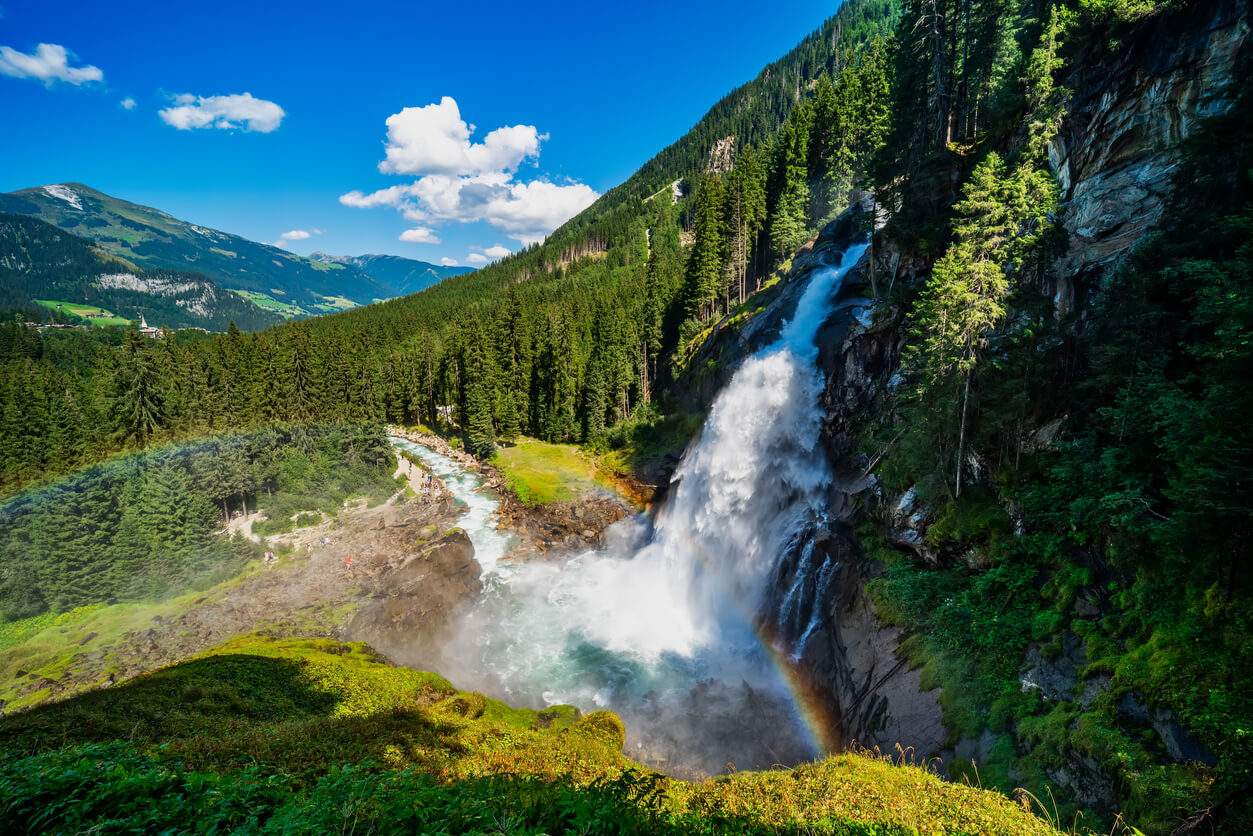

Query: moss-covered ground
left=492, top=438, right=620, bottom=505
left=0, top=634, right=1065, bottom=835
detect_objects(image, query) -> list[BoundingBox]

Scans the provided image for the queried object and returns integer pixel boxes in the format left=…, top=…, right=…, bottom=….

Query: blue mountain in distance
left=308, top=252, right=471, bottom=296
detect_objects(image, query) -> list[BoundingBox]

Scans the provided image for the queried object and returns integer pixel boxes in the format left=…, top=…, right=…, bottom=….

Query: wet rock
left=347, top=528, right=483, bottom=670
left=1117, top=692, right=1218, bottom=766
left=1047, top=753, right=1119, bottom=812
left=953, top=729, right=1000, bottom=766
left=1020, top=633, right=1086, bottom=703
left=1079, top=674, right=1111, bottom=711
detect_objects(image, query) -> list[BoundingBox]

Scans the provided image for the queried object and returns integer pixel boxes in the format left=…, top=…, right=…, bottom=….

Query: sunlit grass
left=492, top=437, right=618, bottom=505
left=0, top=563, right=269, bottom=711
left=0, top=635, right=1067, bottom=834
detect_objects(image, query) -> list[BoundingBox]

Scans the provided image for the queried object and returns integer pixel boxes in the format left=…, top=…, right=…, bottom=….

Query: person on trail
left=345, top=554, right=352, bottom=571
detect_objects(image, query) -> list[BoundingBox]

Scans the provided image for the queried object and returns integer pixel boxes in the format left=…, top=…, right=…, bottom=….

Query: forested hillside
left=0, top=184, right=395, bottom=314
left=845, top=0, right=1252, bottom=830
left=0, top=214, right=280, bottom=332
left=0, top=0, right=901, bottom=495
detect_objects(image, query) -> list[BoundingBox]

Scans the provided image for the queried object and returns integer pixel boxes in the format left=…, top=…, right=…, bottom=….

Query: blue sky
left=1, top=0, right=840, bottom=266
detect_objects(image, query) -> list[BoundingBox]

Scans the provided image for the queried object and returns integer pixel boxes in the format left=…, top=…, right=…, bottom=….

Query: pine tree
left=769, top=105, right=813, bottom=258
left=113, top=332, right=167, bottom=449
left=462, top=322, right=497, bottom=458
left=682, top=176, right=727, bottom=321
left=902, top=151, right=1058, bottom=495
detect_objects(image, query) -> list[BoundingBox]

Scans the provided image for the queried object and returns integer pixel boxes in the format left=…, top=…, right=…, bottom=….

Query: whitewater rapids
left=417, top=241, right=869, bottom=773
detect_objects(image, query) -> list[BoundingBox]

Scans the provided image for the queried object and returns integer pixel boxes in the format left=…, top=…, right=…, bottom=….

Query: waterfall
left=441, top=241, right=869, bottom=773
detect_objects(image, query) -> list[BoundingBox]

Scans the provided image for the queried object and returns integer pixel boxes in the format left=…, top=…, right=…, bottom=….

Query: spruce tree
left=113, top=332, right=167, bottom=449
left=769, top=105, right=813, bottom=258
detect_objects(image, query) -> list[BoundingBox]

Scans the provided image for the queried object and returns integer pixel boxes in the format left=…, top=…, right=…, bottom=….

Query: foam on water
left=400, top=242, right=868, bottom=771
left=390, top=438, right=512, bottom=577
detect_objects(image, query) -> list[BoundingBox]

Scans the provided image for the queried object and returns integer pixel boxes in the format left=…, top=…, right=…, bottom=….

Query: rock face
left=1048, top=0, right=1250, bottom=312
left=347, top=528, right=483, bottom=670
left=768, top=228, right=951, bottom=759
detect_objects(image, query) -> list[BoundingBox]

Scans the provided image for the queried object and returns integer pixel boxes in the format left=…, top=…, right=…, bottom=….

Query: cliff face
left=1049, top=0, right=1249, bottom=313
left=683, top=0, right=1251, bottom=808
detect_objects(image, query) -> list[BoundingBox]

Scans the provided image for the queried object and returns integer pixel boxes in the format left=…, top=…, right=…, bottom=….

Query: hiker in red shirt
left=345, top=554, right=352, bottom=571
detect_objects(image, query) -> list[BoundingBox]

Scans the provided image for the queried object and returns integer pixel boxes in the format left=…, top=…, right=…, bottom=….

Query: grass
left=314, top=294, right=358, bottom=312
left=492, top=437, right=619, bottom=505
left=0, top=635, right=1066, bottom=835
left=590, top=408, right=706, bottom=493
left=33, top=299, right=129, bottom=326
left=0, top=634, right=629, bottom=783
left=228, top=288, right=308, bottom=317
left=0, top=565, right=270, bottom=713
left=0, top=604, right=108, bottom=652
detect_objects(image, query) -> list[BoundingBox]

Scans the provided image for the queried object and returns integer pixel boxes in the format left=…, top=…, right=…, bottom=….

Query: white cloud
left=120, top=97, right=136, bottom=110
left=466, top=243, right=512, bottom=265
left=341, top=97, right=599, bottom=245
left=338, top=183, right=416, bottom=209
left=478, top=179, right=599, bottom=244
left=398, top=226, right=440, bottom=244
left=440, top=257, right=459, bottom=266
left=0, top=43, right=102, bottom=85
left=271, top=228, right=322, bottom=249
left=379, top=96, right=544, bottom=177
left=159, top=92, right=284, bottom=133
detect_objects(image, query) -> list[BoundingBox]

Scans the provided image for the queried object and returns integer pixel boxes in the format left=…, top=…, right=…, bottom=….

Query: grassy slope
left=33, top=300, right=130, bottom=326
left=492, top=438, right=620, bottom=505
left=0, top=567, right=275, bottom=713
left=0, top=635, right=1062, bottom=835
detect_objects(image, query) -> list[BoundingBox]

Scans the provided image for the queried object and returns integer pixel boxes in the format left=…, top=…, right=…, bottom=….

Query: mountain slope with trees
left=0, top=184, right=395, bottom=314
left=0, top=213, right=280, bottom=332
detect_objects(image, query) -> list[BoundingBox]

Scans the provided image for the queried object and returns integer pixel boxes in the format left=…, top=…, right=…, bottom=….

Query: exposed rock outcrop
left=347, top=527, right=483, bottom=669
left=1049, top=0, right=1250, bottom=312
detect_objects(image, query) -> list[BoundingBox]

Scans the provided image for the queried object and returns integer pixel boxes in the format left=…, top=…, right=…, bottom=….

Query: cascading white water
left=431, top=241, right=868, bottom=772
left=391, top=438, right=513, bottom=576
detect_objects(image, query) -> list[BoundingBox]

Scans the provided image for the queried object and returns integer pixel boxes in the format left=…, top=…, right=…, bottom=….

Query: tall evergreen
left=113, top=332, right=167, bottom=449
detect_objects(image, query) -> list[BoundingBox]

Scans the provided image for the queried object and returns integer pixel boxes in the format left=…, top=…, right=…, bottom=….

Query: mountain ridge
left=0, top=212, right=281, bottom=332
left=308, top=251, right=471, bottom=296
left=0, top=184, right=400, bottom=317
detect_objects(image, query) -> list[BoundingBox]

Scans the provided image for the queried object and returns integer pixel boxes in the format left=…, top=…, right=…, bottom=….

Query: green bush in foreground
left=0, top=635, right=1062, bottom=835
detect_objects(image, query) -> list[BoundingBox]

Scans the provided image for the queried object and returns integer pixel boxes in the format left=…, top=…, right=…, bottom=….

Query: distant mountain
left=0, top=184, right=395, bottom=317
left=309, top=252, right=470, bottom=296
left=0, top=213, right=281, bottom=332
